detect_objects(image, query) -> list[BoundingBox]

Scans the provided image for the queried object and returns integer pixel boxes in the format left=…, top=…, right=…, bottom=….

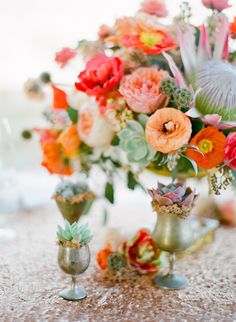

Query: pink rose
left=75, top=55, right=124, bottom=97
left=140, top=0, right=168, bottom=17
left=201, top=0, right=231, bottom=11
left=55, top=48, right=77, bottom=68
left=119, top=67, right=169, bottom=114
left=224, top=132, right=236, bottom=170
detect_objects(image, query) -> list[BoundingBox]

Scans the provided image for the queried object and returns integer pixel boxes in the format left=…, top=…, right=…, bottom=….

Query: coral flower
left=224, top=132, right=236, bottom=170
left=201, top=0, right=231, bottom=11
left=120, top=67, right=169, bottom=114
left=146, top=108, right=192, bottom=153
left=52, top=85, right=69, bottom=109
left=230, top=17, right=236, bottom=38
left=55, top=47, right=77, bottom=68
left=75, top=55, right=123, bottom=97
left=123, top=229, right=161, bottom=274
left=121, top=29, right=176, bottom=55
left=57, top=125, right=80, bottom=157
left=97, top=247, right=112, bottom=269
left=186, top=126, right=226, bottom=170
left=140, top=0, right=168, bottom=18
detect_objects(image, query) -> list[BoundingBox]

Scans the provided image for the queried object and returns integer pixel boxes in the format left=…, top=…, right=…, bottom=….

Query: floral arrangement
left=57, top=221, right=93, bottom=249
left=25, top=0, right=236, bottom=206
left=97, top=228, right=161, bottom=274
left=149, top=181, right=198, bottom=218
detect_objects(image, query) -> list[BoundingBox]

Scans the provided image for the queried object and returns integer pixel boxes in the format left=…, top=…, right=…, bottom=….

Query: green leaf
left=181, top=155, right=198, bottom=176
left=102, top=208, right=109, bottom=226
left=105, top=182, right=114, bottom=204
left=111, top=135, right=120, bottom=146
left=67, top=106, right=78, bottom=123
left=127, top=171, right=138, bottom=190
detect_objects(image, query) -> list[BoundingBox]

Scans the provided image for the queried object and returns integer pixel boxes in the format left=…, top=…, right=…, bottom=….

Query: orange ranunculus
left=145, top=108, right=192, bottom=153
left=52, top=85, right=69, bottom=109
left=97, top=247, right=112, bottom=270
left=186, top=126, right=226, bottom=170
left=120, top=29, right=176, bottom=55
left=58, top=125, right=80, bottom=157
left=230, top=17, right=236, bottom=38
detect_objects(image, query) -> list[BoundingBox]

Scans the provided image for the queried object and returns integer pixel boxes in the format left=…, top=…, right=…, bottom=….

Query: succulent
left=55, top=180, right=89, bottom=200
left=159, top=77, right=178, bottom=97
left=118, top=118, right=156, bottom=166
left=107, top=253, right=126, bottom=272
left=57, top=220, right=93, bottom=247
left=196, top=61, right=236, bottom=121
left=173, top=88, right=192, bottom=108
left=148, top=181, right=197, bottom=207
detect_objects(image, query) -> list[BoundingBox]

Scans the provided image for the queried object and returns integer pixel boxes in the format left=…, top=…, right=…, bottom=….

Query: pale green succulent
left=57, top=220, right=93, bottom=246
left=159, top=77, right=177, bottom=97
left=196, top=61, right=236, bottom=121
left=118, top=116, right=156, bottom=166
left=55, top=180, right=89, bottom=200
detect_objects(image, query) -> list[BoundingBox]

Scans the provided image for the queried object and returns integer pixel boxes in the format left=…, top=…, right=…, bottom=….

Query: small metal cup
left=153, top=212, right=194, bottom=290
left=58, top=244, right=90, bottom=300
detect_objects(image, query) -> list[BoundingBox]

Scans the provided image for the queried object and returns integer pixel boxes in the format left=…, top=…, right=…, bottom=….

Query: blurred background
left=0, top=0, right=235, bottom=210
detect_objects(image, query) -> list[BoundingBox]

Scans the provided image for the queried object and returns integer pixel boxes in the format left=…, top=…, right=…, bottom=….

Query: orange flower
left=38, top=129, right=73, bottom=175
left=58, top=125, right=80, bottom=157
left=186, top=126, right=226, bottom=170
left=120, top=29, right=176, bottom=55
left=145, top=108, right=192, bottom=153
left=97, top=247, right=112, bottom=270
left=230, top=17, right=236, bottom=38
left=41, top=141, right=73, bottom=175
left=52, top=85, right=68, bottom=109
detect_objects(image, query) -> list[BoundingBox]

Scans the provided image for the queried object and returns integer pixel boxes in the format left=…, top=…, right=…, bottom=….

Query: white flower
left=78, top=98, right=114, bottom=147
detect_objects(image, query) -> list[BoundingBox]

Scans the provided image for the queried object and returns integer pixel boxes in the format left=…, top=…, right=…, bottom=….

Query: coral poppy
left=57, top=125, right=80, bottom=157
left=75, top=55, right=124, bottom=97
left=120, top=29, right=176, bottom=55
left=186, top=126, right=226, bottom=170
left=55, top=47, right=77, bottom=68
left=123, top=229, right=161, bottom=274
left=52, top=85, right=69, bottom=109
left=97, top=247, right=112, bottom=270
left=230, top=17, right=236, bottom=38
left=120, top=67, right=169, bottom=114
left=145, top=108, right=192, bottom=153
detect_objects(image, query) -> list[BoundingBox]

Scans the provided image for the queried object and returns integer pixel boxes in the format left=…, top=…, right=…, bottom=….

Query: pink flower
left=224, top=132, right=236, bottom=170
left=55, top=48, right=77, bottom=68
left=119, top=67, right=169, bottom=114
left=219, top=200, right=236, bottom=226
left=201, top=0, right=231, bottom=11
left=140, top=0, right=168, bottom=18
left=75, top=55, right=124, bottom=97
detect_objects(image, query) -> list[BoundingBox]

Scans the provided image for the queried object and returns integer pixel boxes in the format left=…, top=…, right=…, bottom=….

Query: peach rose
left=145, top=108, right=192, bottom=153
left=140, top=0, right=168, bottom=18
left=78, top=99, right=114, bottom=147
left=119, top=67, right=169, bottom=114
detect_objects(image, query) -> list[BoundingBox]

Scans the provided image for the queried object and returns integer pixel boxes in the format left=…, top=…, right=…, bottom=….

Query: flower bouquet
left=24, top=0, right=236, bottom=209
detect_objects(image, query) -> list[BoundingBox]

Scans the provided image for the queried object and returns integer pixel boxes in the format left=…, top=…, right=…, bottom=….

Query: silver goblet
left=58, top=244, right=90, bottom=300
left=153, top=211, right=194, bottom=290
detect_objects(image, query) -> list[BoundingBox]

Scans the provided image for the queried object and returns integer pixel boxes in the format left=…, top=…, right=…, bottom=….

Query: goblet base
left=154, top=273, right=188, bottom=290
left=59, top=287, right=87, bottom=301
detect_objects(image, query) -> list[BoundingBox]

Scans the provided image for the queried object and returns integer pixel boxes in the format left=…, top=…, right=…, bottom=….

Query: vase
left=56, top=200, right=89, bottom=224
left=152, top=211, right=194, bottom=289
left=58, top=244, right=90, bottom=300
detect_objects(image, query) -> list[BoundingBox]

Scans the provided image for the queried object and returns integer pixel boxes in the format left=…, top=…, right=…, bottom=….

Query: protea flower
left=148, top=181, right=197, bottom=207
left=196, top=61, right=236, bottom=121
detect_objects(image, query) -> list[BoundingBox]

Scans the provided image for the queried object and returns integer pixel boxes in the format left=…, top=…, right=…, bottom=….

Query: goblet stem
left=71, top=276, right=76, bottom=290
left=168, top=253, right=175, bottom=275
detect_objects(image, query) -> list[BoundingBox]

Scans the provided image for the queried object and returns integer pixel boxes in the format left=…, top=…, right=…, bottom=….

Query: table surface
left=1, top=204, right=236, bottom=322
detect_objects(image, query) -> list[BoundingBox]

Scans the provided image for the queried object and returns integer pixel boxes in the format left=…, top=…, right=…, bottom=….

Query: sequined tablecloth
left=0, top=205, right=236, bottom=322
